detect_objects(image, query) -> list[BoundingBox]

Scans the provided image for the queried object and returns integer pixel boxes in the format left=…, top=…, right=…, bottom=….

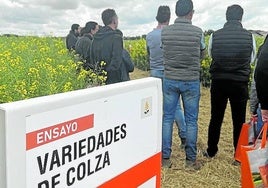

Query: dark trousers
left=207, top=80, right=248, bottom=157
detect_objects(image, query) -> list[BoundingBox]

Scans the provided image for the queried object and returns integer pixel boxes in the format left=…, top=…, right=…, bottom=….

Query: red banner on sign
left=98, top=152, right=161, bottom=188
left=26, top=114, right=94, bottom=150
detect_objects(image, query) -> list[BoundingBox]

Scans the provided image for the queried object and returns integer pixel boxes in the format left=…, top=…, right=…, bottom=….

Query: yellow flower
left=100, top=61, right=106, bottom=67
left=63, top=82, right=73, bottom=92
left=46, top=57, right=52, bottom=63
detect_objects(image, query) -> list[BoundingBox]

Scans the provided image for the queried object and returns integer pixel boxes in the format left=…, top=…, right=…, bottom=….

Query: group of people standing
left=146, top=0, right=268, bottom=170
left=65, top=0, right=268, bottom=172
left=66, top=9, right=134, bottom=85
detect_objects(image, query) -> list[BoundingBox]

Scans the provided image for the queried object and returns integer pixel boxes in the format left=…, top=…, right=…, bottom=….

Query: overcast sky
left=1, top=0, right=268, bottom=37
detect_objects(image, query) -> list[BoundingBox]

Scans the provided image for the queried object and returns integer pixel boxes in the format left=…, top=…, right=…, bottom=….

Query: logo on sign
left=141, top=97, right=152, bottom=118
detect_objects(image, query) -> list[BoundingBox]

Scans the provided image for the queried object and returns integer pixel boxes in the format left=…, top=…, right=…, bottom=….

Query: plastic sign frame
left=0, top=77, right=162, bottom=188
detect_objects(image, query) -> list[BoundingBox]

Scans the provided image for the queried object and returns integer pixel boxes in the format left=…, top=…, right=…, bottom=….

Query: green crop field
left=0, top=36, right=107, bottom=103
left=0, top=34, right=264, bottom=103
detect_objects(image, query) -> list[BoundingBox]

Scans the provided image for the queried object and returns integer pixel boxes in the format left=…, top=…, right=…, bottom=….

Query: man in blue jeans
left=146, top=5, right=186, bottom=150
left=161, top=0, right=206, bottom=170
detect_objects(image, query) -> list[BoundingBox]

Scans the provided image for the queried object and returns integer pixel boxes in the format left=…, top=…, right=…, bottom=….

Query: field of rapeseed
left=0, top=34, right=265, bottom=103
left=125, top=38, right=149, bottom=71
left=0, top=36, right=91, bottom=103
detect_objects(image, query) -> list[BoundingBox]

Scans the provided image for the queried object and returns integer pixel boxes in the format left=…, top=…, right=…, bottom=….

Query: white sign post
left=0, top=77, right=162, bottom=188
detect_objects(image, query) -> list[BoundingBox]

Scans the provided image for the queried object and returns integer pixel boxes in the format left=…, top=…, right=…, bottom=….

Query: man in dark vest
left=203, top=4, right=256, bottom=165
left=161, top=0, right=206, bottom=170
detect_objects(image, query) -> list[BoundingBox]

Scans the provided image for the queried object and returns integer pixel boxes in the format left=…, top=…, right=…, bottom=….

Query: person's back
left=146, top=6, right=170, bottom=74
left=255, top=35, right=268, bottom=122
left=91, top=9, right=123, bottom=85
left=210, top=21, right=253, bottom=81
left=75, top=22, right=99, bottom=69
left=66, top=24, right=80, bottom=51
left=75, top=34, right=92, bottom=60
left=161, top=0, right=205, bottom=171
left=204, top=5, right=256, bottom=164
left=250, top=44, right=264, bottom=135
left=146, top=29, right=163, bottom=71
left=162, top=13, right=205, bottom=80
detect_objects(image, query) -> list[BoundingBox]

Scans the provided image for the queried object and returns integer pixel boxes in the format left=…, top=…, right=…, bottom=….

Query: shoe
left=232, top=160, right=240, bottom=166
left=202, top=150, right=214, bottom=158
left=180, top=138, right=186, bottom=150
left=162, top=158, right=172, bottom=168
left=185, top=160, right=202, bottom=171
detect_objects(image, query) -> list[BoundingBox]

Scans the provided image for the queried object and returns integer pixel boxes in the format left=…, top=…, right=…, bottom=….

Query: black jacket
left=121, top=49, right=134, bottom=81
left=91, top=26, right=123, bottom=84
left=210, top=21, right=253, bottom=81
left=66, top=30, right=78, bottom=51
left=255, top=36, right=268, bottom=110
left=75, top=34, right=93, bottom=69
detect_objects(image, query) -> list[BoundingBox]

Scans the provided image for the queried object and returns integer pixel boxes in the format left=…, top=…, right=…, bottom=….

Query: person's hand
left=261, top=110, right=268, bottom=122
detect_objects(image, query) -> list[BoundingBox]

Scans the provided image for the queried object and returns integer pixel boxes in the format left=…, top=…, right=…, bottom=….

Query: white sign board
left=0, top=78, right=162, bottom=188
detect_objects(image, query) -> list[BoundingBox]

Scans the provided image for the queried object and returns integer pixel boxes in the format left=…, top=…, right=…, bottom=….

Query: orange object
left=240, top=123, right=268, bottom=188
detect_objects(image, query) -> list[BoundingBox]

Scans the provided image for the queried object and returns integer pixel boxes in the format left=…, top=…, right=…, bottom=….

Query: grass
left=130, top=68, right=243, bottom=188
left=129, top=68, right=150, bottom=79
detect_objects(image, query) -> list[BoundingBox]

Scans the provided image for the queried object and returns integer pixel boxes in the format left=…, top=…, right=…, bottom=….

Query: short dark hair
left=102, top=9, right=117, bottom=26
left=84, top=21, right=98, bottom=33
left=71, top=24, right=80, bottom=31
left=80, top=27, right=86, bottom=36
left=175, top=0, right=193, bottom=17
left=156, top=6, right=170, bottom=23
left=226, top=4, right=243, bottom=21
